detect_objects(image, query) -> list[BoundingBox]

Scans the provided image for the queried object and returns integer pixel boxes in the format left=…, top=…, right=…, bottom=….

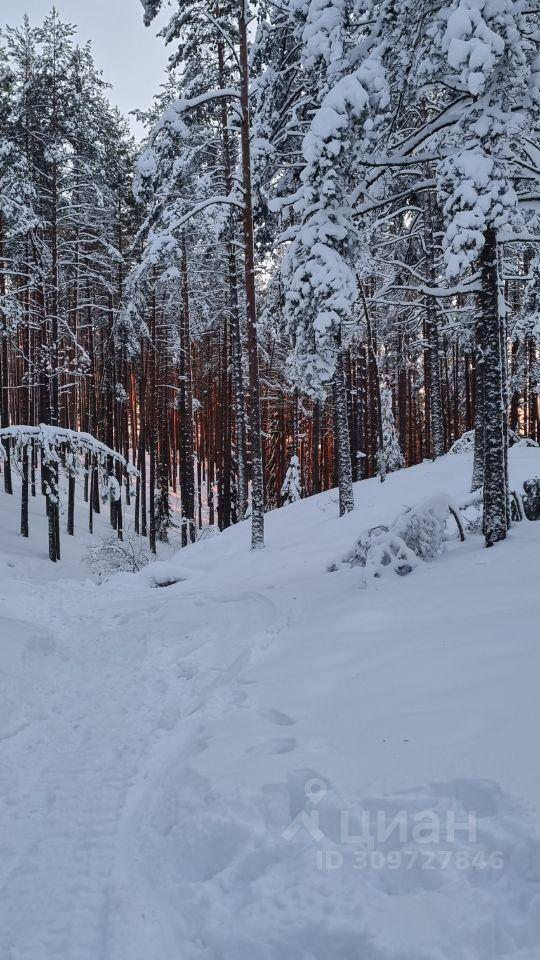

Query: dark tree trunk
left=21, top=446, right=29, bottom=538
left=333, top=342, right=354, bottom=516
left=179, top=235, right=196, bottom=546
left=311, top=400, right=321, bottom=495
left=480, top=228, right=508, bottom=547
left=0, top=215, right=13, bottom=496
left=471, top=324, right=485, bottom=492
left=424, top=194, right=445, bottom=458
left=67, top=471, right=75, bottom=536
left=361, top=284, right=385, bottom=482
left=238, top=6, right=264, bottom=548
left=218, top=38, right=248, bottom=522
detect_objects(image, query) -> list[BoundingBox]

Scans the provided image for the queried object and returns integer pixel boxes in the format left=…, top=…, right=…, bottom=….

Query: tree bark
left=480, top=228, right=508, bottom=546
left=333, top=341, right=354, bottom=516
left=238, top=5, right=264, bottom=547
left=179, top=234, right=196, bottom=546
left=424, top=192, right=445, bottom=458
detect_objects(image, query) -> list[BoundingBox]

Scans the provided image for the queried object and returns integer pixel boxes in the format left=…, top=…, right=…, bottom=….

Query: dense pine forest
left=1, top=2, right=539, bottom=561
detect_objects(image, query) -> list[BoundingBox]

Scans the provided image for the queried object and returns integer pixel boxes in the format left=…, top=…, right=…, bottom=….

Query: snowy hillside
left=1, top=447, right=540, bottom=960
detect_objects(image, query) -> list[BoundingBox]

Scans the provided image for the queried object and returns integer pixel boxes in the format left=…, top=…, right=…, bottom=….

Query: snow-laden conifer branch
left=0, top=425, right=131, bottom=470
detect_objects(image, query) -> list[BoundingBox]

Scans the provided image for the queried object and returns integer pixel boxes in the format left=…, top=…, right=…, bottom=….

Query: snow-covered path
left=0, top=570, right=285, bottom=960
left=2, top=447, right=540, bottom=959
left=0, top=580, right=157, bottom=959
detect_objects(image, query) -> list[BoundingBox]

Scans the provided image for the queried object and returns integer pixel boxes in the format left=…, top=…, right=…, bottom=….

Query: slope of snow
left=1, top=447, right=540, bottom=960
left=0, top=468, right=178, bottom=584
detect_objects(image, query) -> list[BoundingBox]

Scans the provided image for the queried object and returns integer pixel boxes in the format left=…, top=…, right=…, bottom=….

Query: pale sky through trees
left=1, top=0, right=169, bottom=137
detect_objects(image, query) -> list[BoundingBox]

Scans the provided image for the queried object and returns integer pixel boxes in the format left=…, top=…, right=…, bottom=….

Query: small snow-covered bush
left=347, top=525, right=418, bottom=578
left=393, top=509, right=445, bottom=562
left=341, top=494, right=465, bottom=580
left=85, top=524, right=150, bottom=582
left=393, top=494, right=459, bottom=561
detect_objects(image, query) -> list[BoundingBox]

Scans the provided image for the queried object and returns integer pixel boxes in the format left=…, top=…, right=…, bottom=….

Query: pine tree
left=381, top=386, right=404, bottom=473
left=280, top=453, right=302, bottom=503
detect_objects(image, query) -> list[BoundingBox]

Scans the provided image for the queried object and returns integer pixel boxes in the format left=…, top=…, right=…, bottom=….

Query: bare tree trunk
left=21, top=446, right=29, bottom=537
left=361, top=282, right=385, bottom=482
left=218, top=38, right=248, bottom=521
left=46, top=156, right=61, bottom=562
left=179, top=234, right=196, bottom=546
left=311, top=400, right=321, bottom=494
left=149, top=289, right=157, bottom=555
left=238, top=5, right=264, bottom=548
left=333, top=337, right=354, bottom=516
left=424, top=191, right=445, bottom=458
left=480, top=228, right=508, bottom=546
left=0, top=214, right=13, bottom=496
left=471, top=326, right=485, bottom=492
left=67, top=470, right=75, bottom=536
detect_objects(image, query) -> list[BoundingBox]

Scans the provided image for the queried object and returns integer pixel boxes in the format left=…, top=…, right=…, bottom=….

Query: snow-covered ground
left=1, top=446, right=540, bottom=960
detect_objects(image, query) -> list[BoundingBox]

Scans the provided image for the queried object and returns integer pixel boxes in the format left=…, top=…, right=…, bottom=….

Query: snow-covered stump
left=0, top=425, right=136, bottom=562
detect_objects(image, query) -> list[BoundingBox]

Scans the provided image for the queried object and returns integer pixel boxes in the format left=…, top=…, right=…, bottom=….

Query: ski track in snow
left=1, top=447, right=540, bottom=959
left=0, top=576, right=281, bottom=960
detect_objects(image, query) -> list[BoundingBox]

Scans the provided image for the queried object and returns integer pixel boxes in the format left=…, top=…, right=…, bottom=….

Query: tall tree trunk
left=333, top=337, right=354, bottom=516
left=424, top=192, right=445, bottom=458
left=149, top=290, right=157, bottom=555
left=480, top=228, right=508, bottom=546
left=311, top=400, right=321, bottom=494
left=471, top=322, right=485, bottom=492
left=361, top=283, right=385, bottom=482
left=238, top=5, right=264, bottom=548
left=179, top=234, right=196, bottom=546
left=21, top=446, right=29, bottom=538
left=0, top=214, right=13, bottom=495
left=218, top=38, right=248, bottom=521
left=67, top=470, right=75, bottom=536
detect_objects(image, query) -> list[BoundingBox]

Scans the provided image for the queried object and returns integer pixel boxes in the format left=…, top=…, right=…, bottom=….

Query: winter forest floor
left=1, top=447, right=540, bottom=960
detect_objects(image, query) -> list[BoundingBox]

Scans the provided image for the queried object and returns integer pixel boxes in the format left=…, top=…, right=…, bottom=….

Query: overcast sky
left=1, top=0, right=171, bottom=137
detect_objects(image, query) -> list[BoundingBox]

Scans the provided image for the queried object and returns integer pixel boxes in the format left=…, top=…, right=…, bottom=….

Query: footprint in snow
left=260, top=708, right=296, bottom=727
left=247, top=737, right=297, bottom=755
